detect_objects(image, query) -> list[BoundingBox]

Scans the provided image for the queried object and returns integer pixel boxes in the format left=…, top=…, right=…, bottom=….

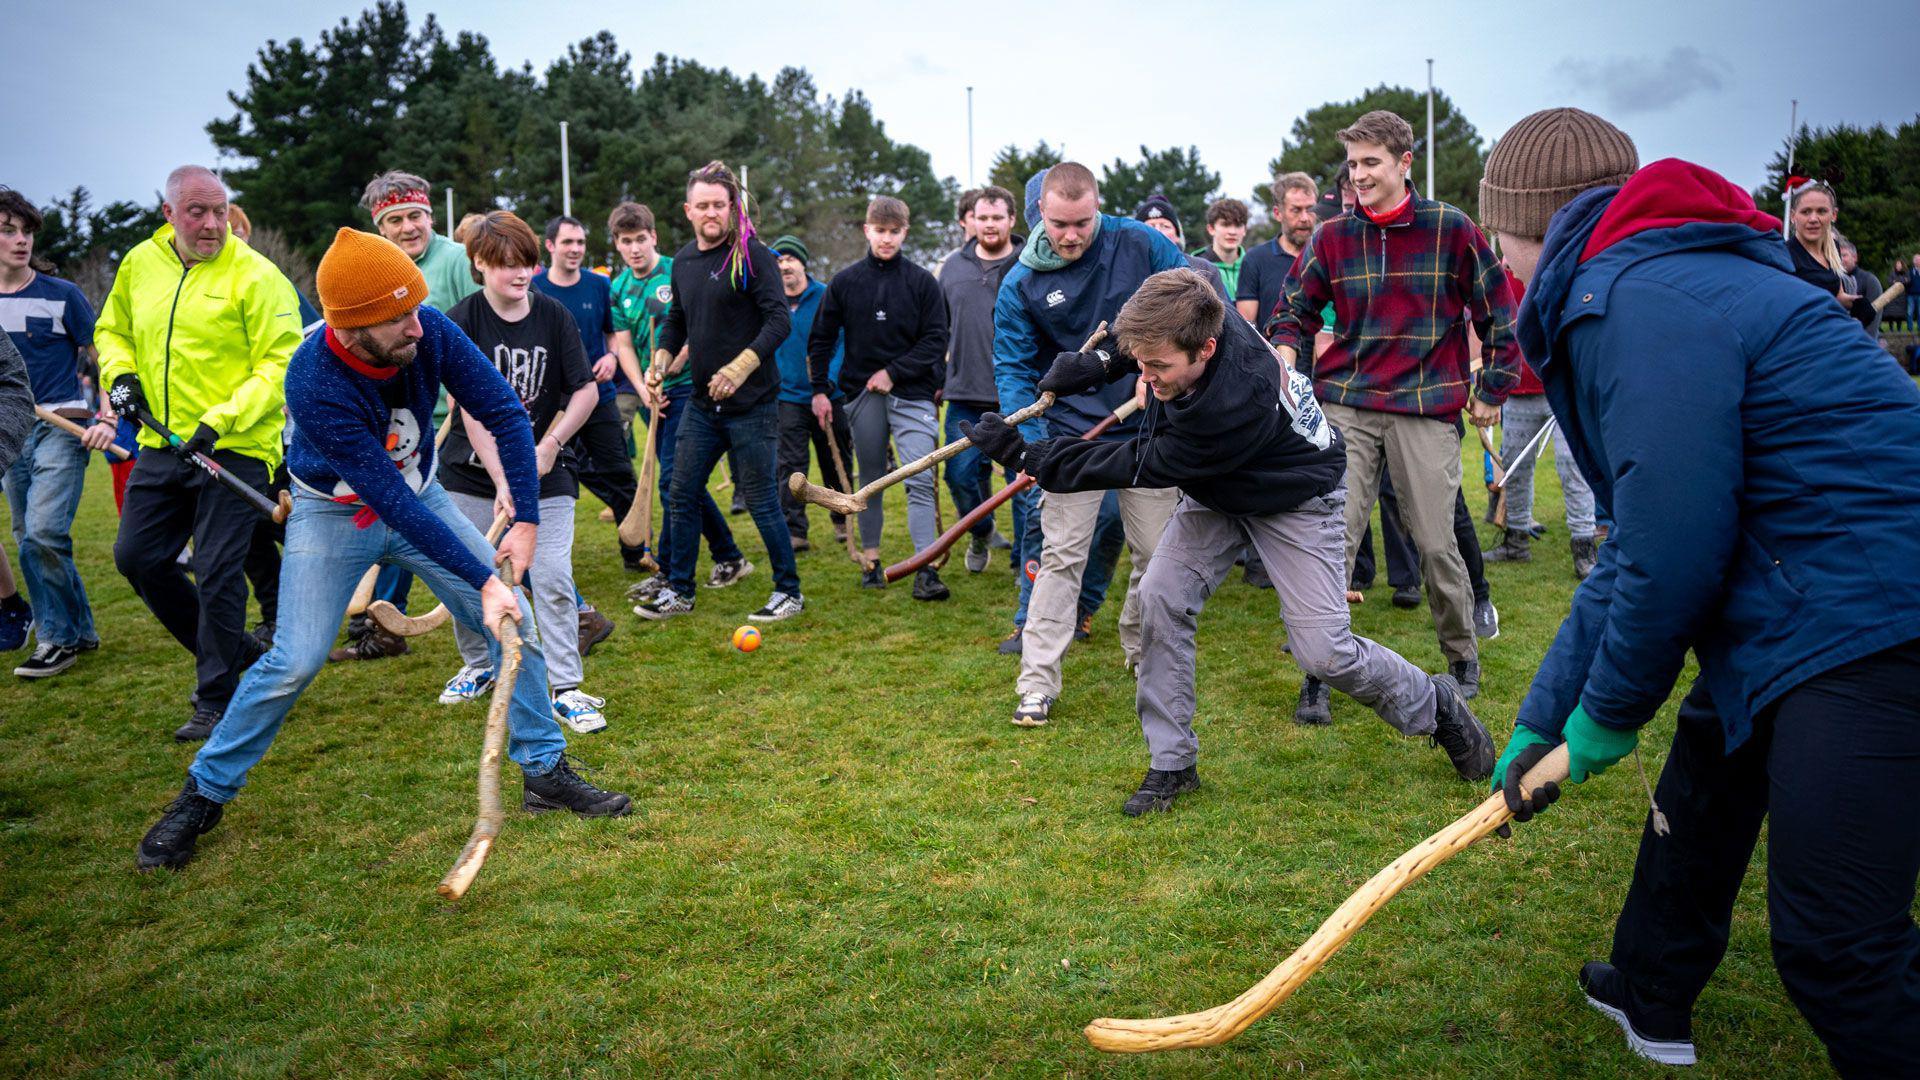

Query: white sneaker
left=749, top=591, right=804, bottom=622
left=552, top=689, right=608, bottom=734
left=1012, top=692, right=1053, bottom=727
left=439, top=664, right=495, bottom=704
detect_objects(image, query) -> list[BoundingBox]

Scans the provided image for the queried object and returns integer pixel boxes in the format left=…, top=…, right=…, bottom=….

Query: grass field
left=0, top=437, right=1847, bottom=1078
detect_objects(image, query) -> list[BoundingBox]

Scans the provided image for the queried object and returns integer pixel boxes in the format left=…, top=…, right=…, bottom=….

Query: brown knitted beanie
left=1481, top=108, right=1638, bottom=238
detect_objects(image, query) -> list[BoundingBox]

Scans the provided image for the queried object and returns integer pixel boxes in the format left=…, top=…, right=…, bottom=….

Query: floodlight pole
left=1425, top=59, right=1435, bottom=198
left=560, top=121, right=572, bottom=218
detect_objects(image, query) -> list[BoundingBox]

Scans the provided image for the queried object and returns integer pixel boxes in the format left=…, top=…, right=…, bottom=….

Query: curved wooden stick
left=369, top=512, right=511, bottom=637
left=788, top=323, right=1108, bottom=515
left=820, top=415, right=870, bottom=570
left=616, top=392, right=664, bottom=565
left=34, top=406, right=132, bottom=459
left=436, top=588, right=523, bottom=901
left=884, top=395, right=1142, bottom=583
left=348, top=412, right=458, bottom=616
left=1084, top=744, right=1571, bottom=1053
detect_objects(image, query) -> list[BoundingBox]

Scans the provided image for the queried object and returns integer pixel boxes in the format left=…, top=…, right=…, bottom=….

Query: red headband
left=370, top=188, right=431, bottom=223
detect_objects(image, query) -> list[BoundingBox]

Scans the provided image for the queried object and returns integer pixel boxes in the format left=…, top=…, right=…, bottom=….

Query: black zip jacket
left=808, top=252, right=949, bottom=401
left=657, top=238, right=790, bottom=413
left=1029, top=313, right=1346, bottom=515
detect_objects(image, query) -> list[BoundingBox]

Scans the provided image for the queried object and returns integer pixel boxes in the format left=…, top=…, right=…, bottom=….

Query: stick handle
left=1872, top=280, right=1905, bottom=313
left=35, top=406, right=131, bottom=459
left=437, top=589, right=521, bottom=901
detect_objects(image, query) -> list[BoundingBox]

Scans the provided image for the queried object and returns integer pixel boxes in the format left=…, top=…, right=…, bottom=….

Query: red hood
left=1579, top=158, right=1782, bottom=263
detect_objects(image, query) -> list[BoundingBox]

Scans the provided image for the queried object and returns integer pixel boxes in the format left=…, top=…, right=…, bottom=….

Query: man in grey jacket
left=939, top=185, right=1021, bottom=573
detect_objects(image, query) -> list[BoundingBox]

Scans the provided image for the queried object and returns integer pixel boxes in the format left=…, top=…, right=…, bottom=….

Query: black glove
left=108, top=374, right=149, bottom=421
left=184, top=423, right=219, bottom=457
left=959, top=412, right=1029, bottom=470
left=1037, top=348, right=1115, bottom=396
left=1499, top=738, right=1564, bottom=823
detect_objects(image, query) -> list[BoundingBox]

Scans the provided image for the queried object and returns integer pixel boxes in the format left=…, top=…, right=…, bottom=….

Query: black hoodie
left=808, top=252, right=949, bottom=401
left=1029, top=312, right=1345, bottom=516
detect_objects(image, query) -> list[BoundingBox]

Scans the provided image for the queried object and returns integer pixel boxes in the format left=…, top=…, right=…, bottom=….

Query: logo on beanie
left=392, top=285, right=410, bottom=301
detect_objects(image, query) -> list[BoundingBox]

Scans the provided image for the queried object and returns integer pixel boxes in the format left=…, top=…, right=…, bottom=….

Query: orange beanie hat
left=316, top=227, right=428, bottom=329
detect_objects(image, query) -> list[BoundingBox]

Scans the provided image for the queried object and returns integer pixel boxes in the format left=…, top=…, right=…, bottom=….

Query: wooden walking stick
left=349, top=411, right=458, bottom=616
left=788, top=323, right=1108, bottom=515
left=1084, top=745, right=1571, bottom=1053
left=368, top=512, right=511, bottom=637
left=615, top=389, right=664, bottom=567
left=437, top=559, right=525, bottom=901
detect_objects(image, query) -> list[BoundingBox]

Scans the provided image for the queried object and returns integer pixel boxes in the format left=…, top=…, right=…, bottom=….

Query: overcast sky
left=8, top=0, right=1915, bottom=214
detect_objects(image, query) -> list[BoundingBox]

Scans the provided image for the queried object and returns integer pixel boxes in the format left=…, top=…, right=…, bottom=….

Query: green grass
left=0, top=437, right=1846, bottom=1077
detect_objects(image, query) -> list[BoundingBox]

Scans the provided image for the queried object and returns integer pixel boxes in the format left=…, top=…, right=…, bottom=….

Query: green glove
left=1562, top=703, right=1638, bottom=783
left=1491, top=724, right=1556, bottom=793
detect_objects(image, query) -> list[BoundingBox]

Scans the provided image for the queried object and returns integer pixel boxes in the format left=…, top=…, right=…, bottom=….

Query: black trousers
left=1608, top=640, right=1920, bottom=1078
left=113, top=449, right=271, bottom=710
left=1350, top=468, right=1488, bottom=603
left=775, top=399, right=852, bottom=539
left=243, top=461, right=289, bottom=625
left=571, top=393, right=646, bottom=566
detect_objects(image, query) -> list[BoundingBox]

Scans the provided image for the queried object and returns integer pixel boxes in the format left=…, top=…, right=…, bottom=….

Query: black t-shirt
left=1236, top=237, right=1304, bottom=336
left=442, top=291, right=594, bottom=500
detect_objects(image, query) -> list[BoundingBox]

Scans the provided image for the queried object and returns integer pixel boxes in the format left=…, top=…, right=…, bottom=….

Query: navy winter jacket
left=993, top=214, right=1188, bottom=441
left=1515, top=159, right=1920, bottom=752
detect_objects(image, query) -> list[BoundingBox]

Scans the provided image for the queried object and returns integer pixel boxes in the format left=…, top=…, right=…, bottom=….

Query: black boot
left=1121, top=766, right=1200, bottom=816
left=1485, top=528, right=1532, bottom=563
left=173, top=704, right=222, bottom=742
left=137, top=776, right=225, bottom=870
left=861, top=565, right=886, bottom=589
left=1428, top=673, right=1495, bottom=781
left=912, top=568, right=950, bottom=601
left=1448, top=658, right=1482, bottom=700
left=1293, top=677, right=1331, bottom=725
left=523, top=756, right=633, bottom=817
left=1571, top=536, right=1599, bottom=581
left=1391, top=584, right=1422, bottom=609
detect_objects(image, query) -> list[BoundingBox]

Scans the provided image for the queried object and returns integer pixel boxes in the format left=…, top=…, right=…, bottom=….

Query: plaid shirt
left=1269, top=192, right=1521, bottom=417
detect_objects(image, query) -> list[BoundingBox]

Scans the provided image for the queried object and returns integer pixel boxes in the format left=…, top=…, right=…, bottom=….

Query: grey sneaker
left=1473, top=597, right=1500, bottom=640
left=1293, top=677, right=1331, bottom=725
left=965, top=533, right=991, bottom=573
left=705, top=558, right=754, bottom=589
left=1011, top=691, right=1052, bottom=728
left=1448, top=658, right=1482, bottom=700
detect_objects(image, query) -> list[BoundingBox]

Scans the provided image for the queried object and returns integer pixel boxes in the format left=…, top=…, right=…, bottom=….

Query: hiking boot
left=789, top=534, right=811, bottom=553
left=0, top=598, right=31, bottom=652
left=861, top=565, right=887, bottom=589
left=625, top=574, right=667, bottom=604
left=1391, top=585, right=1422, bottom=609
left=522, top=756, right=632, bottom=817
left=1474, top=597, right=1500, bottom=640
left=1294, top=676, right=1331, bottom=725
left=136, top=776, right=225, bottom=870
left=1580, top=961, right=1697, bottom=1066
left=729, top=491, right=746, bottom=515
left=440, top=664, right=495, bottom=704
left=1242, top=563, right=1274, bottom=589
left=174, top=705, right=223, bottom=742
left=328, top=625, right=409, bottom=663
left=1448, top=659, right=1482, bottom=700
left=1121, top=766, right=1201, bottom=817
left=749, top=591, right=805, bottom=622
left=965, top=533, right=991, bottom=573
left=14, top=642, right=78, bottom=679
left=552, top=689, right=609, bottom=734
left=1073, top=613, right=1093, bottom=643
left=1428, top=673, right=1495, bottom=782
left=705, top=558, right=754, bottom=589
left=1571, top=536, right=1599, bottom=581
left=996, top=628, right=1023, bottom=655
left=1486, top=528, right=1532, bottom=563
left=577, top=604, right=615, bottom=657
left=634, top=587, right=694, bottom=620
left=1011, top=692, right=1052, bottom=728
left=912, top=568, right=950, bottom=601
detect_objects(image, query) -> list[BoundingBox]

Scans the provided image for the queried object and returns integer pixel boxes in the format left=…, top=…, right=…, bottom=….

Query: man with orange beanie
left=136, top=227, right=631, bottom=873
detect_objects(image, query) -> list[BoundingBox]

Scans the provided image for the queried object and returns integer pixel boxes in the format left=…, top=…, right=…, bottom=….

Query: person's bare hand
left=593, top=354, right=617, bottom=383
left=492, top=489, right=515, bottom=525
left=709, top=372, right=738, bottom=400
left=80, top=420, right=117, bottom=451
left=811, top=393, right=835, bottom=430
left=497, top=521, right=536, bottom=584
left=1837, top=288, right=1861, bottom=309
left=480, top=576, right=520, bottom=633
left=1467, top=397, right=1500, bottom=428
left=865, top=368, right=894, bottom=395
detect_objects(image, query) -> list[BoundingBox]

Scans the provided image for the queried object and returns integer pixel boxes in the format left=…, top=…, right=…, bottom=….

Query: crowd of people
left=1, top=102, right=1916, bottom=1077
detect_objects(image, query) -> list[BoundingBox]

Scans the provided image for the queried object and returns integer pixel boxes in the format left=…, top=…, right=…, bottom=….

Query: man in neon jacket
left=96, top=165, right=303, bottom=742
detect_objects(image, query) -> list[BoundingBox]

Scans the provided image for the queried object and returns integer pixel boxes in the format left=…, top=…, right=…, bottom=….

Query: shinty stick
left=1083, top=744, right=1570, bottom=1053
left=368, top=511, right=511, bottom=636
left=616, top=389, right=664, bottom=566
left=437, top=560, right=524, bottom=902
left=820, top=414, right=869, bottom=570
left=34, top=406, right=131, bottom=459
left=788, top=323, right=1108, bottom=515
left=1871, top=280, right=1905, bottom=312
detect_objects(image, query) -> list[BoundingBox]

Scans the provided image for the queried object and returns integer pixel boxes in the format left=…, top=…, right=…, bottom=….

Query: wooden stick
left=1476, top=426, right=1508, bottom=530
left=820, top=413, right=870, bottom=570
left=616, top=392, right=664, bottom=565
left=788, top=323, right=1108, bottom=515
left=347, top=412, right=459, bottom=616
left=1872, top=280, right=1905, bottom=313
left=436, top=575, right=523, bottom=902
left=884, top=395, right=1142, bottom=583
left=34, top=406, right=131, bottom=459
left=369, top=512, right=510, bottom=637
left=1084, top=744, right=1571, bottom=1053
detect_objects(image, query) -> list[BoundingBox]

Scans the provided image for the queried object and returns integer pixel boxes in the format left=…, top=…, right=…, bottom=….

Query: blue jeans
left=943, top=402, right=1006, bottom=541
left=190, top=483, right=567, bottom=803
left=647, top=385, right=740, bottom=572
left=3, top=420, right=96, bottom=647
left=1012, top=485, right=1122, bottom=628
left=667, top=399, right=799, bottom=597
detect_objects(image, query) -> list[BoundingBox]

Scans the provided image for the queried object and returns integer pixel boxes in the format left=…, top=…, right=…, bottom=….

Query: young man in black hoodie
left=808, top=195, right=951, bottom=600
left=965, top=268, right=1493, bottom=815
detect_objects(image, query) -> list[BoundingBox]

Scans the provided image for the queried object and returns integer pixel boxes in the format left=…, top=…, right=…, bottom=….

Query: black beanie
left=1133, top=194, right=1181, bottom=237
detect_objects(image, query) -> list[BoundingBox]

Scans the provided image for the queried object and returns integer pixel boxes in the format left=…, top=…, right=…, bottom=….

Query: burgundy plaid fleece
left=1268, top=194, right=1522, bottom=417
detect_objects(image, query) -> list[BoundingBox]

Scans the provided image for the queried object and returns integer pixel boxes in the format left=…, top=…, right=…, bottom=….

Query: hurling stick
left=35, top=407, right=131, bottom=459
left=788, top=323, right=1108, bottom=514
left=615, top=393, right=664, bottom=562
left=821, top=415, right=870, bottom=570
left=348, top=412, right=458, bottom=616
left=1476, top=426, right=1509, bottom=529
left=436, top=565, right=523, bottom=901
left=1872, top=280, right=1905, bottom=312
left=1084, top=745, right=1570, bottom=1053
left=368, top=512, right=511, bottom=636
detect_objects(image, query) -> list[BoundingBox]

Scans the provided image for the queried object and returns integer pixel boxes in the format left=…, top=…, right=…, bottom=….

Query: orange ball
left=731, top=625, right=762, bottom=652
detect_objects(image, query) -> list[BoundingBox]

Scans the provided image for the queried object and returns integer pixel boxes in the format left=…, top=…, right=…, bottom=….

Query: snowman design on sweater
left=330, top=407, right=427, bottom=522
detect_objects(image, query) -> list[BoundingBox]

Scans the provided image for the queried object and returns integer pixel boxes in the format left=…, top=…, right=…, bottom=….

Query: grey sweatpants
left=449, top=490, right=582, bottom=692
left=847, top=392, right=939, bottom=551
left=1136, top=489, right=1437, bottom=771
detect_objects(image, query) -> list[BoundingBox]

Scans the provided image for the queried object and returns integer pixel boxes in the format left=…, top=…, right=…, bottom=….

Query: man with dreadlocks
left=635, top=161, right=802, bottom=623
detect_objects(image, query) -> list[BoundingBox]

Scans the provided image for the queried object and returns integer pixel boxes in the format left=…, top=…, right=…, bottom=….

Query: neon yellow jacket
left=96, top=224, right=302, bottom=468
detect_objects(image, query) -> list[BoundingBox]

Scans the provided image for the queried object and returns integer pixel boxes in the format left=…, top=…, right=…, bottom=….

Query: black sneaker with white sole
left=136, top=776, right=225, bottom=870
left=634, top=587, right=694, bottom=620
left=1121, top=766, right=1201, bottom=816
left=1580, top=961, right=1697, bottom=1066
left=705, top=558, right=754, bottom=589
left=14, top=642, right=79, bottom=678
left=749, top=592, right=804, bottom=622
left=1428, top=673, right=1495, bottom=782
left=522, top=756, right=632, bottom=817
left=1293, top=676, right=1331, bottom=725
